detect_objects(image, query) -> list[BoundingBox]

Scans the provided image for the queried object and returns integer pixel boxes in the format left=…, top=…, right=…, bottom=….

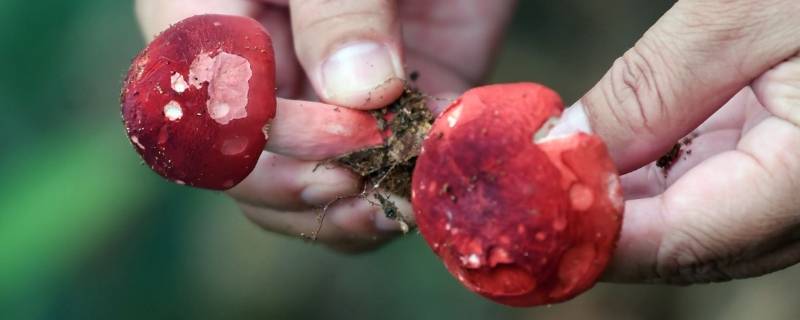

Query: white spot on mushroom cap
left=164, top=100, right=183, bottom=121
left=607, top=174, right=624, bottom=212
left=447, top=104, right=463, bottom=128
left=569, top=183, right=594, bottom=211
left=170, top=73, right=188, bottom=93
left=188, top=52, right=252, bottom=125
left=209, top=102, right=230, bottom=119
left=131, top=135, right=145, bottom=150
left=461, top=253, right=482, bottom=269
left=553, top=217, right=567, bottom=231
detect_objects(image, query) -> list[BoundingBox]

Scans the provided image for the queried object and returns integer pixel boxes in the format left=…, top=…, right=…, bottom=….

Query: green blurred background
left=2, top=1, right=799, bottom=319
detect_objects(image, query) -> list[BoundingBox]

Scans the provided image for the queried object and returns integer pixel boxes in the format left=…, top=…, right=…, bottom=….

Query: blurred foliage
left=1, top=1, right=800, bottom=319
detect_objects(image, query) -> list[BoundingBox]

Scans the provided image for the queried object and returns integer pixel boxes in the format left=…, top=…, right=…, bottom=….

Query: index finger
left=566, top=0, right=800, bottom=173
left=266, top=98, right=384, bottom=160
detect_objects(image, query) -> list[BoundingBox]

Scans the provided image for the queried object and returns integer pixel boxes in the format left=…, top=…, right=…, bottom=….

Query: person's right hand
left=550, top=0, right=800, bottom=284
left=135, top=0, right=516, bottom=251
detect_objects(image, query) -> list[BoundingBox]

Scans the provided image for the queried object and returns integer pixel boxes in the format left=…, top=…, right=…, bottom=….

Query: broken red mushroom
left=411, top=83, right=623, bottom=307
left=121, top=14, right=276, bottom=189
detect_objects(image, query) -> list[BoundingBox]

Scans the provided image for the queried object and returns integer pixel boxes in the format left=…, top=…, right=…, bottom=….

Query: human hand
left=135, top=0, right=515, bottom=251
left=550, top=0, right=800, bottom=283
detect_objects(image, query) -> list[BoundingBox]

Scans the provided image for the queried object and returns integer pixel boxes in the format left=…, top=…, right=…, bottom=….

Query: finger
left=266, top=93, right=460, bottom=160
left=620, top=90, right=751, bottom=199
left=401, top=0, right=517, bottom=83
left=405, top=54, right=470, bottom=95
left=135, top=0, right=259, bottom=41
left=255, top=8, right=304, bottom=98
left=266, top=98, right=384, bottom=160
left=568, top=0, right=800, bottom=173
left=607, top=59, right=800, bottom=283
left=227, top=151, right=360, bottom=211
left=238, top=192, right=412, bottom=252
left=620, top=128, right=740, bottom=199
left=289, top=0, right=405, bottom=110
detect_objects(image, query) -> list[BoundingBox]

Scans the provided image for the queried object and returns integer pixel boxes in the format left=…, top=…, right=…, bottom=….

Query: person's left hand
left=135, top=0, right=515, bottom=251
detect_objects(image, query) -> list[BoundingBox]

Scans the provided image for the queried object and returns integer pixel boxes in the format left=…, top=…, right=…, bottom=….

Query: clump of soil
left=656, top=132, right=698, bottom=177
left=326, top=86, right=434, bottom=225
left=656, top=143, right=681, bottom=171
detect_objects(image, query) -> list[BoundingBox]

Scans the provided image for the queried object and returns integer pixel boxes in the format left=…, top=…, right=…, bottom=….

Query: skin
left=136, top=0, right=800, bottom=283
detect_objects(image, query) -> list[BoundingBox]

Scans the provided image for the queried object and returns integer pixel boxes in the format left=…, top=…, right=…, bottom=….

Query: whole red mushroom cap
left=412, top=83, right=623, bottom=306
left=121, top=14, right=276, bottom=190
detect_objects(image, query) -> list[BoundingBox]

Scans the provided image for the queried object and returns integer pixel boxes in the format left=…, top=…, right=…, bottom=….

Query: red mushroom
left=412, top=83, right=623, bottom=306
left=121, top=14, right=276, bottom=190
left=121, top=13, right=623, bottom=306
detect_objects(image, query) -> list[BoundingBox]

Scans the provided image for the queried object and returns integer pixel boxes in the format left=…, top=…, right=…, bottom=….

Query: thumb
left=558, top=1, right=800, bottom=173
left=289, top=0, right=405, bottom=110
left=135, top=0, right=258, bottom=41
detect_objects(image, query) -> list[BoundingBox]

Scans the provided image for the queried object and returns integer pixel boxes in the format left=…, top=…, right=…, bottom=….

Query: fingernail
left=547, top=101, right=593, bottom=138
left=299, top=167, right=359, bottom=206
left=320, top=42, right=402, bottom=101
left=374, top=212, right=403, bottom=232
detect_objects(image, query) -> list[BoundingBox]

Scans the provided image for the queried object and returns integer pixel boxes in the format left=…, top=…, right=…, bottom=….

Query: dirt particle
left=656, top=143, right=681, bottom=176
left=681, top=132, right=699, bottom=146
left=656, top=132, right=697, bottom=176
left=439, top=183, right=451, bottom=196
left=409, top=70, right=420, bottom=81
left=373, top=193, right=399, bottom=219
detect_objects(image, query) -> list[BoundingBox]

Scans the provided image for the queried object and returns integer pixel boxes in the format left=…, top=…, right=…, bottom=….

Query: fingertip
left=267, top=98, right=384, bottom=160
left=298, top=165, right=361, bottom=206
left=328, top=193, right=413, bottom=235
left=289, top=0, right=404, bottom=110
left=426, top=92, right=460, bottom=116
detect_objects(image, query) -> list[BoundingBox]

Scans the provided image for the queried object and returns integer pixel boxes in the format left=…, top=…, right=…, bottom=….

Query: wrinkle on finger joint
left=604, top=41, right=672, bottom=137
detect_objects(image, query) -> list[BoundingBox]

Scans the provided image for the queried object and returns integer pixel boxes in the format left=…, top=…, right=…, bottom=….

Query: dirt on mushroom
left=321, top=86, right=434, bottom=224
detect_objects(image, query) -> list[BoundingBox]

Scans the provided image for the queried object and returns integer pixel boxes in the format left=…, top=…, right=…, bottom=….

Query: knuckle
left=290, top=1, right=397, bottom=62
left=676, top=0, right=777, bottom=45
left=292, top=0, right=394, bottom=34
left=602, top=43, right=670, bottom=136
